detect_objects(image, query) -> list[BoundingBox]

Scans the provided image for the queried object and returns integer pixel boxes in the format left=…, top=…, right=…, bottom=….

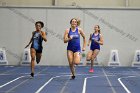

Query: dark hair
left=35, top=21, right=44, bottom=28
left=97, top=25, right=100, bottom=33
left=70, top=18, right=77, bottom=24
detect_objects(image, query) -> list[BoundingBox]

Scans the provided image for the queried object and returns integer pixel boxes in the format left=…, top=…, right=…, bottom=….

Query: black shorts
left=31, top=46, right=43, bottom=53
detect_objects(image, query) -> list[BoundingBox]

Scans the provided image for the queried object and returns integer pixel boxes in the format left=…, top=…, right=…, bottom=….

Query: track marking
left=82, top=75, right=114, bottom=93
left=82, top=76, right=98, bottom=93
left=36, top=73, right=116, bottom=93
left=5, top=79, right=29, bottom=93
left=0, top=67, right=21, bottom=74
left=0, top=75, right=28, bottom=89
left=35, top=74, right=96, bottom=93
left=59, top=78, right=70, bottom=93
left=118, top=76, right=136, bottom=93
left=128, top=68, right=140, bottom=76
left=0, top=67, right=47, bottom=92
left=35, top=75, right=70, bottom=93
left=102, top=68, right=117, bottom=93
left=5, top=68, right=48, bottom=92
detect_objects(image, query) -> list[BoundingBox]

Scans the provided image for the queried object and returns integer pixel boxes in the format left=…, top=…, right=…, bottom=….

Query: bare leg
left=30, top=48, right=36, bottom=77
left=67, top=50, right=75, bottom=77
left=86, top=50, right=93, bottom=65
left=91, top=49, right=100, bottom=69
left=36, top=53, right=42, bottom=64
left=74, top=52, right=81, bottom=65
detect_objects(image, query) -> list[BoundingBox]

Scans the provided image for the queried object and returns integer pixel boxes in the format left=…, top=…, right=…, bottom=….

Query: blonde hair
left=77, top=19, right=81, bottom=26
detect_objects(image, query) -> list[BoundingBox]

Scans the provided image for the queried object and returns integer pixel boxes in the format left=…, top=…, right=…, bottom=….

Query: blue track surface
left=0, top=66, right=140, bottom=93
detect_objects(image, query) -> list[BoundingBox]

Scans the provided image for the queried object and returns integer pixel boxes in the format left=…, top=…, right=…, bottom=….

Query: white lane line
left=0, top=67, right=47, bottom=90
left=35, top=77, right=53, bottom=93
left=4, top=67, right=48, bottom=93
left=35, top=73, right=94, bottom=93
left=36, top=73, right=116, bottom=93
left=5, top=79, right=29, bottom=93
left=61, top=74, right=101, bottom=93
left=82, top=76, right=98, bottom=93
left=118, top=76, right=136, bottom=93
left=35, top=75, right=70, bottom=93
left=0, top=67, right=20, bottom=74
left=0, top=75, right=28, bottom=89
left=128, top=68, right=140, bottom=76
left=82, top=78, right=87, bottom=93
left=59, top=78, right=70, bottom=93
left=102, top=68, right=117, bottom=93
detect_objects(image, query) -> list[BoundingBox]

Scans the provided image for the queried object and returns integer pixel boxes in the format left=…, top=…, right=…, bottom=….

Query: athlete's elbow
left=64, top=41, right=67, bottom=43
left=63, top=39, right=67, bottom=43
left=100, top=42, right=103, bottom=45
left=44, top=39, right=47, bottom=42
left=83, top=36, right=86, bottom=40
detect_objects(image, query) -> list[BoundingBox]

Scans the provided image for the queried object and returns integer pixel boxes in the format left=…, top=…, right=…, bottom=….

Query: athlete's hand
left=93, top=39, right=99, bottom=44
left=39, top=31, right=43, bottom=36
left=82, top=47, right=85, bottom=51
left=87, top=43, right=90, bottom=46
left=69, top=36, right=73, bottom=40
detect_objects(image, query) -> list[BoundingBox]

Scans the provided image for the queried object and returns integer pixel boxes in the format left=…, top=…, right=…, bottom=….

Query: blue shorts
left=90, top=46, right=100, bottom=51
left=67, top=46, right=81, bottom=53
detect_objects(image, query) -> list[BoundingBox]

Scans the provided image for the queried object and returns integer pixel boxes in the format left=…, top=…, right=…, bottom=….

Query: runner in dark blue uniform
left=31, top=31, right=43, bottom=53
left=64, top=18, right=86, bottom=79
left=67, top=27, right=81, bottom=53
left=90, top=33, right=100, bottom=51
left=86, top=25, right=103, bottom=73
left=25, top=21, right=47, bottom=77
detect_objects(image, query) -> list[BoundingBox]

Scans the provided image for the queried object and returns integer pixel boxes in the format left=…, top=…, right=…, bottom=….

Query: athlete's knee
left=69, top=63, right=74, bottom=67
left=86, top=55, right=92, bottom=61
left=74, top=58, right=80, bottom=65
left=36, top=57, right=41, bottom=63
left=74, top=61, right=80, bottom=65
left=91, top=56, right=96, bottom=61
left=86, top=58, right=91, bottom=61
left=69, top=61, right=73, bottom=66
left=31, top=57, right=35, bottom=61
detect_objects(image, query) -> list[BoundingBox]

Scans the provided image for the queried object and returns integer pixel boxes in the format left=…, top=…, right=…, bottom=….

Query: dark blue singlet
left=67, top=28, right=81, bottom=53
left=90, top=33, right=100, bottom=51
left=31, top=31, right=43, bottom=53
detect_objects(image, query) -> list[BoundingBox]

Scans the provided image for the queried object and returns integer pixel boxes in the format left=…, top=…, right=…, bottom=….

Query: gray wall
left=1, top=0, right=140, bottom=7
left=0, top=7, right=139, bottom=66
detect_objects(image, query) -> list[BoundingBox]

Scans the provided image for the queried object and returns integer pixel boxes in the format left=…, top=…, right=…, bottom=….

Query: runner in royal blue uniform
left=86, top=25, right=103, bottom=73
left=25, top=21, right=47, bottom=77
left=64, top=18, right=86, bottom=79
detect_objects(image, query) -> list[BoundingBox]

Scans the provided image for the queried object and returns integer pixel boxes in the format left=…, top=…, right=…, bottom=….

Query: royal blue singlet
left=67, top=28, right=81, bottom=53
left=90, top=33, right=100, bottom=51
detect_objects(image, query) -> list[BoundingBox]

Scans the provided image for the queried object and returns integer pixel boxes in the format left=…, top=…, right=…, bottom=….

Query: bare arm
left=25, top=32, right=34, bottom=48
left=99, top=34, right=103, bottom=45
left=40, top=31, right=47, bottom=42
left=63, top=29, right=72, bottom=43
left=79, top=28, right=86, bottom=51
left=87, top=34, right=92, bottom=46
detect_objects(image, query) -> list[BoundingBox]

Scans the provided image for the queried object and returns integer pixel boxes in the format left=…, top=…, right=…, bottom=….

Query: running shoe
left=89, top=68, right=94, bottom=73
left=70, top=76, right=75, bottom=80
left=30, top=73, right=34, bottom=77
